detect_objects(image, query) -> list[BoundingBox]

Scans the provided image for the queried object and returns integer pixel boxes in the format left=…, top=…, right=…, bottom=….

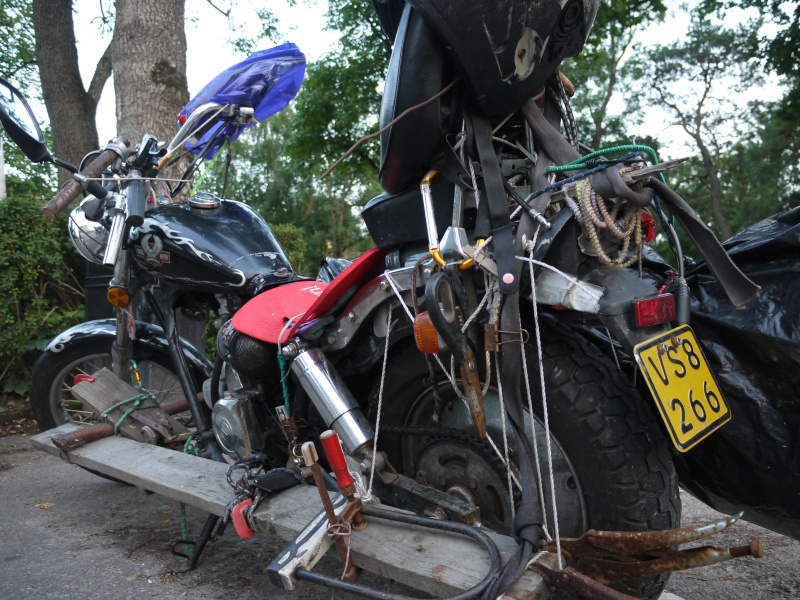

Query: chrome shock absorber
left=284, top=343, right=374, bottom=456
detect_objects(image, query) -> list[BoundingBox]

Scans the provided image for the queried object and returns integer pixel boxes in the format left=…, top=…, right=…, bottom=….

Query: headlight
left=68, top=197, right=108, bottom=264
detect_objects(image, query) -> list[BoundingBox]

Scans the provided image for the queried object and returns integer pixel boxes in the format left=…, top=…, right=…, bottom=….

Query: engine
left=216, top=319, right=281, bottom=386
left=211, top=319, right=283, bottom=459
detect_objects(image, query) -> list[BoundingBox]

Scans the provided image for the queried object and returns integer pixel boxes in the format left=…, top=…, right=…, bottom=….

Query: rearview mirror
left=0, top=77, right=52, bottom=164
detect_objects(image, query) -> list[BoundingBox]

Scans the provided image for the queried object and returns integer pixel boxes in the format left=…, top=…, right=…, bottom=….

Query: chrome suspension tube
left=290, top=347, right=374, bottom=455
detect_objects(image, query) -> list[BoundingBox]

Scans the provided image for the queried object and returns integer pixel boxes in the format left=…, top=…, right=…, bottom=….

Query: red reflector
left=231, top=498, right=254, bottom=539
left=177, top=113, right=187, bottom=125
left=635, top=294, right=676, bottom=328
left=641, top=210, right=657, bottom=243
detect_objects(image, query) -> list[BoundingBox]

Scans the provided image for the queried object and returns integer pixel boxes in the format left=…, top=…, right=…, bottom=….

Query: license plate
left=634, top=325, right=730, bottom=452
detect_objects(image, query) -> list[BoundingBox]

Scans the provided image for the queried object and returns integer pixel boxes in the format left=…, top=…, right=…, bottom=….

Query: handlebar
left=125, top=175, right=147, bottom=227
left=43, top=138, right=130, bottom=220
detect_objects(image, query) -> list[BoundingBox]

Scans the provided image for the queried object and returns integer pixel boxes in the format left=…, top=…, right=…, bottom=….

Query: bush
left=0, top=193, right=84, bottom=395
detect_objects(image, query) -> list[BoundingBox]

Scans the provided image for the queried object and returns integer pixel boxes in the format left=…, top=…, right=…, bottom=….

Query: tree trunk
left=112, top=0, right=188, bottom=146
left=32, top=0, right=100, bottom=186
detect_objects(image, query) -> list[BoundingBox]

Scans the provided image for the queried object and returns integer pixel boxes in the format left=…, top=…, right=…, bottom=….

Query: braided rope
left=575, top=179, right=643, bottom=269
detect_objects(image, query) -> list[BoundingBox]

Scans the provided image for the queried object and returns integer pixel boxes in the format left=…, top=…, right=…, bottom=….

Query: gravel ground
left=1, top=430, right=798, bottom=599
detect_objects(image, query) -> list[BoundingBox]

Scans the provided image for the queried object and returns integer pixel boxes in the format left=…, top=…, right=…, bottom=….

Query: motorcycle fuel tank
left=130, top=195, right=295, bottom=295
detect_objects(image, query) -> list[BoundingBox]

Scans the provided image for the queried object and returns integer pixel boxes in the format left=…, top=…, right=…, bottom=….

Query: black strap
left=470, top=110, right=520, bottom=295
left=647, top=179, right=760, bottom=308
left=484, top=294, right=543, bottom=598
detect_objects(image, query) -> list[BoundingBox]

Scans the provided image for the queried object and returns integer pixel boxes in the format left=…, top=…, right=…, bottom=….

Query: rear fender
left=44, top=319, right=214, bottom=377
left=530, top=212, right=670, bottom=353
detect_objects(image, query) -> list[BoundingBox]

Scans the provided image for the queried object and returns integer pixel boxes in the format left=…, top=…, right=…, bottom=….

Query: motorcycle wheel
left=374, top=318, right=679, bottom=600
left=30, top=340, right=190, bottom=432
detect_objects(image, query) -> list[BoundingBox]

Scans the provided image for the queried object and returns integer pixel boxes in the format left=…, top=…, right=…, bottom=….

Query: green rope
left=546, top=144, right=666, bottom=183
left=98, top=393, right=151, bottom=435
left=179, top=431, right=199, bottom=557
left=277, top=351, right=291, bottom=413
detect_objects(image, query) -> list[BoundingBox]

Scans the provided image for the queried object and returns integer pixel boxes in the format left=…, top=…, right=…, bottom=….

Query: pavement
left=1, top=430, right=798, bottom=599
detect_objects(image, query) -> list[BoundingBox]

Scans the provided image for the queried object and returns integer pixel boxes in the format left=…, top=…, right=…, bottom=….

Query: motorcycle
left=0, top=2, right=764, bottom=598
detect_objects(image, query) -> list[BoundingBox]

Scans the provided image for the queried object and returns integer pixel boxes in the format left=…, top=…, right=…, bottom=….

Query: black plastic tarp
left=672, top=206, right=800, bottom=540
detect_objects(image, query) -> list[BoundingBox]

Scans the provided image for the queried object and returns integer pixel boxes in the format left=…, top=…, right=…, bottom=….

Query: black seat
left=378, top=3, right=452, bottom=194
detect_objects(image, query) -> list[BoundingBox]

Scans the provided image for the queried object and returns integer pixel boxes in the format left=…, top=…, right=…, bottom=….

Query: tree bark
left=32, top=0, right=100, bottom=185
left=112, top=0, right=188, bottom=146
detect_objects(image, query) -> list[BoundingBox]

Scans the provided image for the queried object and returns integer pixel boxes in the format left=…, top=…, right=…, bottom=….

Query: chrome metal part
left=322, top=267, right=417, bottom=351
left=421, top=176, right=439, bottom=252
left=439, top=227, right=471, bottom=261
left=290, top=348, right=373, bottom=455
left=212, top=389, right=264, bottom=459
left=68, top=198, right=109, bottom=264
left=187, top=191, right=222, bottom=209
left=532, top=270, right=604, bottom=313
left=102, top=194, right=127, bottom=268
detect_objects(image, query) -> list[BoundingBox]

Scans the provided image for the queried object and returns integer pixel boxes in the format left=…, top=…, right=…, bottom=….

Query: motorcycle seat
left=379, top=3, right=453, bottom=194
left=232, top=248, right=386, bottom=344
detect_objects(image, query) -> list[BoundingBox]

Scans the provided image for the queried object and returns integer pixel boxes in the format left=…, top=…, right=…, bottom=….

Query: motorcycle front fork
left=110, top=247, right=133, bottom=385
left=108, top=248, right=221, bottom=459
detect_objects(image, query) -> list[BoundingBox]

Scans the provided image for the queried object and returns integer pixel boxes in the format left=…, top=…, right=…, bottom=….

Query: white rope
left=468, top=159, right=482, bottom=210
left=519, top=232, right=552, bottom=542
left=482, top=350, right=492, bottom=397
left=519, top=341, right=553, bottom=542
left=526, top=238, right=563, bottom=569
left=276, top=312, right=306, bottom=348
left=366, top=308, right=394, bottom=500
left=383, top=271, right=415, bottom=323
left=517, top=254, right=597, bottom=297
left=461, top=287, right=490, bottom=332
left=526, top=550, right=551, bottom=571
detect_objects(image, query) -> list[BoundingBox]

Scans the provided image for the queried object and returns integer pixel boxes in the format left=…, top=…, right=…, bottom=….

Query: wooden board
left=71, top=367, right=188, bottom=443
left=31, top=424, right=548, bottom=598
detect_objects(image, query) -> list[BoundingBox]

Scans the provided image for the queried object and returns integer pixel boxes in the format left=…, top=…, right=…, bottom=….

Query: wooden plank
left=32, top=424, right=231, bottom=515
left=71, top=367, right=188, bottom=443
left=31, top=425, right=547, bottom=598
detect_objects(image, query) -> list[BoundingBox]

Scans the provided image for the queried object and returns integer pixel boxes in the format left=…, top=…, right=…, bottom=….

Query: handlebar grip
left=125, top=176, right=147, bottom=227
left=319, top=430, right=355, bottom=490
left=43, top=141, right=127, bottom=220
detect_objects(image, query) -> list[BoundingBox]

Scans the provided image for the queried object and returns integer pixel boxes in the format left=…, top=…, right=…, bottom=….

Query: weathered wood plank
left=31, top=425, right=547, bottom=598
left=32, top=424, right=231, bottom=515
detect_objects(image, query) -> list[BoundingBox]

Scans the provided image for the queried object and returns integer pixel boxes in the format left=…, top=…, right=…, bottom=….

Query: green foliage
left=567, top=0, right=667, bottom=148
left=271, top=223, right=308, bottom=273
left=287, top=0, right=388, bottom=178
left=0, top=183, right=85, bottom=395
left=0, top=0, right=38, bottom=88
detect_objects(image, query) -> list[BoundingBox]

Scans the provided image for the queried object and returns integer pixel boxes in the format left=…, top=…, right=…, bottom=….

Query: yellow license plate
left=634, top=324, right=730, bottom=452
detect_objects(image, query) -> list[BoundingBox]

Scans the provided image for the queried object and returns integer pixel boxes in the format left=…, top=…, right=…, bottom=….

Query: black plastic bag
left=673, top=206, right=800, bottom=540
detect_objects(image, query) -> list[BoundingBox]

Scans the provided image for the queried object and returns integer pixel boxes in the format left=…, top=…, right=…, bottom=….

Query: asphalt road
left=1, top=431, right=798, bottom=599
